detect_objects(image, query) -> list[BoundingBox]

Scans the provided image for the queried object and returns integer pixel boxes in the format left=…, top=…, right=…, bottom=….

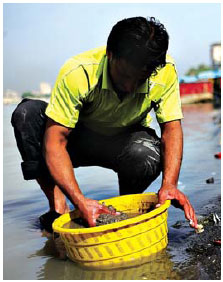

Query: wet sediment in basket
left=63, top=204, right=156, bottom=229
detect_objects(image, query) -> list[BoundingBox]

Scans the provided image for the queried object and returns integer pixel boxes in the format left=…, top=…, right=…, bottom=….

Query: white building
left=40, top=82, right=51, bottom=95
left=3, top=89, right=21, bottom=104
left=4, top=89, right=19, bottom=98
left=210, top=43, right=221, bottom=67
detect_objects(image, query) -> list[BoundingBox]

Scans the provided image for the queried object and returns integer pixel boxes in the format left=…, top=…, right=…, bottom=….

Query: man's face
left=107, top=52, right=155, bottom=95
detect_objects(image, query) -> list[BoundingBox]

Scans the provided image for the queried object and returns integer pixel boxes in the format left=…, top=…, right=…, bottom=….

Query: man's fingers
left=88, top=217, right=97, bottom=227
left=156, top=190, right=174, bottom=207
left=190, top=208, right=198, bottom=228
left=183, top=202, right=192, bottom=220
left=99, top=204, right=111, bottom=214
left=157, top=193, right=167, bottom=206
left=187, top=201, right=198, bottom=228
left=184, top=201, right=198, bottom=228
left=114, top=211, right=121, bottom=215
left=156, top=197, right=167, bottom=208
left=99, top=204, right=120, bottom=215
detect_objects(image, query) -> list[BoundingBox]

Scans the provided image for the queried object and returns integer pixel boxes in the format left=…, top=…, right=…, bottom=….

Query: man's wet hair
left=107, top=16, right=169, bottom=75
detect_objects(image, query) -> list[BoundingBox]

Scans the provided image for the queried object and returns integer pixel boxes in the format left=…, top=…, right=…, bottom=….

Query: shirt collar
left=101, top=56, right=149, bottom=94
left=136, top=79, right=149, bottom=94
left=101, top=56, right=113, bottom=91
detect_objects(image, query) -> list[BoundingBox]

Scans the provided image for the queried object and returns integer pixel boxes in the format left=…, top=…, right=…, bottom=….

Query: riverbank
left=170, top=194, right=221, bottom=280
left=169, top=109, right=221, bottom=279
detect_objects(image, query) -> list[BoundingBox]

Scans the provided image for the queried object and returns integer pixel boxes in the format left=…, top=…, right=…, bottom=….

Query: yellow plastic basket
left=53, top=193, right=171, bottom=269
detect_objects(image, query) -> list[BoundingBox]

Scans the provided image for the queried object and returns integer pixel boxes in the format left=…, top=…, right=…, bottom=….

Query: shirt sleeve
left=155, top=63, right=183, bottom=123
left=45, top=64, right=88, bottom=128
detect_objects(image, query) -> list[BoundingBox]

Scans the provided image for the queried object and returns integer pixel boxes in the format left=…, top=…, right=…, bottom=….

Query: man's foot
left=39, top=211, right=62, bottom=233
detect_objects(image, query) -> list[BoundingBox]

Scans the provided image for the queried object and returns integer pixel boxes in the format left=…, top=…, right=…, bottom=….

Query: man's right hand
left=77, top=197, right=119, bottom=227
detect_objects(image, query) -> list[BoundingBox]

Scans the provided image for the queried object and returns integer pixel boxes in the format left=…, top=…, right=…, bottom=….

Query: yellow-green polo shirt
left=45, top=46, right=183, bottom=136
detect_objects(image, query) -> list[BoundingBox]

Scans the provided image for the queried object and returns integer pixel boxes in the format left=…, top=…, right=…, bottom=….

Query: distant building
left=210, top=43, right=221, bottom=68
left=20, top=82, right=52, bottom=103
left=40, top=82, right=51, bottom=95
left=3, top=89, right=21, bottom=104
left=4, top=89, right=19, bottom=98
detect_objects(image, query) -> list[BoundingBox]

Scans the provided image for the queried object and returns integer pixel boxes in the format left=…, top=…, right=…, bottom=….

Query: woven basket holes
left=115, top=243, right=125, bottom=253
left=70, top=246, right=79, bottom=259
left=68, top=233, right=78, bottom=244
left=160, top=237, right=166, bottom=247
left=104, top=245, right=114, bottom=256
left=154, top=229, right=161, bottom=240
left=78, top=234, right=86, bottom=242
left=94, top=247, right=103, bottom=258
left=154, top=243, right=160, bottom=254
left=92, top=234, right=100, bottom=243
left=84, top=247, right=94, bottom=259
left=145, top=233, right=152, bottom=244
left=138, top=237, right=146, bottom=248
left=126, top=240, right=135, bottom=251
left=164, top=221, right=168, bottom=232
left=104, top=233, right=111, bottom=241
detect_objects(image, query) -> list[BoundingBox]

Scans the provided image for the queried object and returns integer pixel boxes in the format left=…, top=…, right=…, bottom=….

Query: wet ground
left=168, top=195, right=221, bottom=280
left=3, top=102, right=221, bottom=279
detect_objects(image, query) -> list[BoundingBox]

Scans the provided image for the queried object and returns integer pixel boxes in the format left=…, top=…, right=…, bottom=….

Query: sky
left=3, top=3, right=221, bottom=94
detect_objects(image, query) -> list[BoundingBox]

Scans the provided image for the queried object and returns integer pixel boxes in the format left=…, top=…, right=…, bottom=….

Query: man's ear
left=106, top=50, right=113, bottom=60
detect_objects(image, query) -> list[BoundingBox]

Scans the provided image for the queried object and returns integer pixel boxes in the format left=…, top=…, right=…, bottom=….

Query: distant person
left=11, top=16, right=198, bottom=232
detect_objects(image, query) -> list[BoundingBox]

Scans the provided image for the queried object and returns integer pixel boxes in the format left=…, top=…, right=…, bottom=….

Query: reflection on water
left=182, top=103, right=219, bottom=138
left=4, top=103, right=221, bottom=279
left=31, top=234, right=180, bottom=280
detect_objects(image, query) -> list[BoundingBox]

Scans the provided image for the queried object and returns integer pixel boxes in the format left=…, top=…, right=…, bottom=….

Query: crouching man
left=11, top=16, right=198, bottom=232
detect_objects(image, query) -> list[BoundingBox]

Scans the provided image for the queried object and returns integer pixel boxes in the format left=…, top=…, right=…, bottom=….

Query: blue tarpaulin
left=179, top=68, right=221, bottom=83
left=179, top=76, right=198, bottom=83
left=197, top=69, right=221, bottom=79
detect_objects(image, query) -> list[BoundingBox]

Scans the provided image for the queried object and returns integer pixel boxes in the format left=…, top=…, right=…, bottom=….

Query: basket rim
left=52, top=192, right=171, bottom=234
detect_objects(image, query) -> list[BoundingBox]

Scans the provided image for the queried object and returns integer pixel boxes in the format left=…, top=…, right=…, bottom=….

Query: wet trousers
left=11, top=99, right=162, bottom=195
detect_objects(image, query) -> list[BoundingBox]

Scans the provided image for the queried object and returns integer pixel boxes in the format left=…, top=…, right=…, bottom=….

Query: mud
left=63, top=210, right=129, bottom=229
left=96, top=203, right=157, bottom=226
left=63, top=204, right=156, bottom=228
left=96, top=211, right=128, bottom=226
left=171, top=195, right=221, bottom=280
left=62, top=207, right=130, bottom=229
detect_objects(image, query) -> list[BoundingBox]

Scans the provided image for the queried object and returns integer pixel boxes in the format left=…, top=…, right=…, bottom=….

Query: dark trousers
left=11, top=99, right=162, bottom=195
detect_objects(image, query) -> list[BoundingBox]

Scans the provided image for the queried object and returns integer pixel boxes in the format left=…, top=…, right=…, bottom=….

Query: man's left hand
left=156, top=184, right=198, bottom=229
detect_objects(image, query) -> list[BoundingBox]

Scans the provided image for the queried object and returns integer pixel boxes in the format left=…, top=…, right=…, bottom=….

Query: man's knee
left=118, top=139, right=161, bottom=174
left=11, top=99, right=49, bottom=179
left=117, top=139, right=161, bottom=195
left=130, top=141, right=159, bottom=161
left=11, top=98, right=48, bottom=129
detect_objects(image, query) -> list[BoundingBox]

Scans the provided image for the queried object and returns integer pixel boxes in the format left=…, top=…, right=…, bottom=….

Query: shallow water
left=3, top=103, right=220, bottom=279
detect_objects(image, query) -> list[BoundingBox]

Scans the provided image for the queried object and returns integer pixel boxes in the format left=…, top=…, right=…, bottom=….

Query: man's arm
left=157, top=120, right=198, bottom=228
left=43, top=118, right=117, bottom=227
